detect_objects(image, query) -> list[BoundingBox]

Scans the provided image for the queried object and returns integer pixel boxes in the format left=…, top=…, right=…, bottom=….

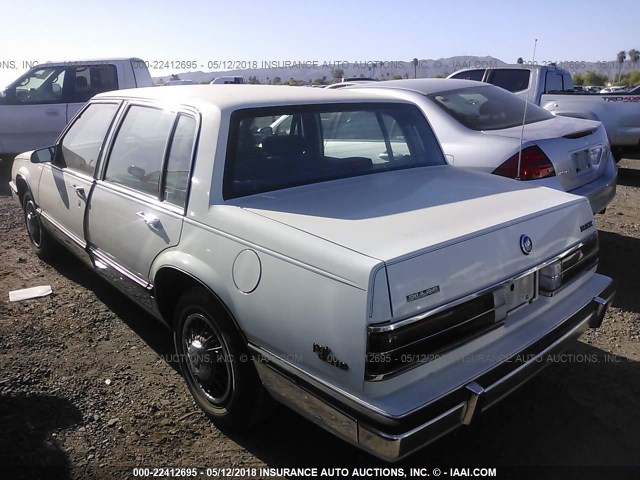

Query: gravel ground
left=0, top=159, right=639, bottom=480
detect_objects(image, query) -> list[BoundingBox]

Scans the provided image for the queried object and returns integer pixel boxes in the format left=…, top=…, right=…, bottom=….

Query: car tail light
left=539, top=233, right=599, bottom=296
left=493, top=146, right=555, bottom=180
left=589, top=147, right=603, bottom=166
left=366, top=293, right=499, bottom=380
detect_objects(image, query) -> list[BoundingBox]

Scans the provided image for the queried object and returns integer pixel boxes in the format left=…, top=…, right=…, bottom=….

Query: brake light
left=493, top=146, right=555, bottom=180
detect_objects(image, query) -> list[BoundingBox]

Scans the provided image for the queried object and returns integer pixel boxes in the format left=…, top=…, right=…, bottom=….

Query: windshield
left=428, top=85, right=554, bottom=131
left=223, top=103, right=446, bottom=199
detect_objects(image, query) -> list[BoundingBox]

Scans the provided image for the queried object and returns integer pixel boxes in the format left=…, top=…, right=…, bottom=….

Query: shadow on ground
left=221, top=342, right=640, bottom=472
left=597, top=230, right=640, bottom=314
left=0, top=393, right=82, bottom=479
left=45, top=248, right=177, bottom=371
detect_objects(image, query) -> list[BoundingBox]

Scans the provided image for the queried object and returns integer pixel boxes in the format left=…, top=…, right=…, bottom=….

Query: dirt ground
left=0, top=159, right=639, bottom=480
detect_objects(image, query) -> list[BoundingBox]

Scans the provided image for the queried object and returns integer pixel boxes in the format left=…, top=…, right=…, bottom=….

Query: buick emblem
left=520, top=235, right=533, bottom=255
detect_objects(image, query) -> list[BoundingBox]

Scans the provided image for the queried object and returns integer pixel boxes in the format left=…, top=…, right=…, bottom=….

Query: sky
left=1, top=0, right=637, bottom=88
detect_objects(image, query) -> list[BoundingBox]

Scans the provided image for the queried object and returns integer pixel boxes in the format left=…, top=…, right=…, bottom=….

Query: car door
left=0, top=66, right=69, bottom=154
left=86, top=104, right=197, bottom=301
left=37, top=102, right=121, bottom=260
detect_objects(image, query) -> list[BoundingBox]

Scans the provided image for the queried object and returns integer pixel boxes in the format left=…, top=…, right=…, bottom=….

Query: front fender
left=11, top=151, right=42, bottom=203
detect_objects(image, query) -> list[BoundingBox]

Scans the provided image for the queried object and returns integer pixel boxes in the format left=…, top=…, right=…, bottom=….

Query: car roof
left=348, top=78, right=489, bottom=95
left=94, top=84, right=413, bottom=110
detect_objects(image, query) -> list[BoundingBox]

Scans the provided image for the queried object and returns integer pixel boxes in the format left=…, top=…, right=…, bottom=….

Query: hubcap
left=182, top=313, right=232, bottom=405
left=25, top=201, right=42, bottom=247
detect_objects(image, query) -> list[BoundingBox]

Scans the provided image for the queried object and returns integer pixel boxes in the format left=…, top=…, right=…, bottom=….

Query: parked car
left=9, top=85, right=614, bottom=462
left=0, top=58, right=153, bottom=162
left=448, top=64, right=640, bottom=159
left=599, top=86, right=628, bottom=94
left=210, top=76, right=244, bottom=84
left=349, top=79, right=617, bottom=214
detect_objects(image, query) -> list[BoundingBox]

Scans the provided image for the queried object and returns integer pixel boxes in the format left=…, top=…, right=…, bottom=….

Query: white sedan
left=349, top=79, right=617, bottom=214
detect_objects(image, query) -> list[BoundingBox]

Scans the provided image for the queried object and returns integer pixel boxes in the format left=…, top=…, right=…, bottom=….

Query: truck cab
left=0, top=58, right=153, bottom=161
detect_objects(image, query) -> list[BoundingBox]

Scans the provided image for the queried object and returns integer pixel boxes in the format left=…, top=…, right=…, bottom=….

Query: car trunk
left=483, top=116, right=609, bottom=193
left=237, top=166, right=594, bottom=319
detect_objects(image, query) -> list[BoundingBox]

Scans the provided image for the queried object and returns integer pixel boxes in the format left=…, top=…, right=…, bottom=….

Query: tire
left=22, top=192, right=55, bottom=259
left=174, top=288, right=273, bottom=429
left=611, top=147, right=623, bottom=163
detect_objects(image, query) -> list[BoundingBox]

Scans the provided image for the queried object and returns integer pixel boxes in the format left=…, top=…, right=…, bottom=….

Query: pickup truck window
left=163, top=114, right=196, bottom=208
left=67, top=65, right=119, bottom=103
left=487, top=69, right=530, bottom=93
left=104, top=105, right=176, bottom=196
left=428, top=85, right=554, bottom=131
left=11, top=67, right=67, bottom=105
left=57, top=103, right=120, bottom=176
left=545, top=72, right=564, bottom=93
left=449, top=69, right=485, bottom=81
left=224, top=104, right=444, bottom=199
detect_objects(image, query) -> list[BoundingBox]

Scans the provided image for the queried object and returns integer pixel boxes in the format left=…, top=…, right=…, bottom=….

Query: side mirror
left=30, top=146, right=55, bottom=164
left=445, top=154, right=454, bottom=165
left=128, top=165, right=146, bottom=179
left=257, top=126, right=273, bottom=136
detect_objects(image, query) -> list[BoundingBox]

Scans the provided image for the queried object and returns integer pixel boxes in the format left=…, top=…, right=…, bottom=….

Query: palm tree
left=413, top=58, right=418, bottom=78
left=616, top=50, right=627, bottom=83
left=629, top=49, right=640, bottom=71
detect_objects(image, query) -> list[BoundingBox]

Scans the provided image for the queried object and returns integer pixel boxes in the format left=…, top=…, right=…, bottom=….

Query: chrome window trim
left=369, top=232, right=599, bottom=334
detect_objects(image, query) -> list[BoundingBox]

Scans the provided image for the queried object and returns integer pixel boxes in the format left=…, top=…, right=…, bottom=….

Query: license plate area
left=572, top=149, right=592, bottom=174
left=504, top=272, right=536, bottom=313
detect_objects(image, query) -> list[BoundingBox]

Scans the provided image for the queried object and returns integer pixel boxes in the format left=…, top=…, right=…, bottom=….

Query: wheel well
left=153, top=268, right=243, bottom=338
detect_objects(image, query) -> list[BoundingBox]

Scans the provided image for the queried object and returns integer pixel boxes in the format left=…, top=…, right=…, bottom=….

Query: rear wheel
left=22, top=192, right=55, bottom=258
left=174, top=288, right=272, bottom=428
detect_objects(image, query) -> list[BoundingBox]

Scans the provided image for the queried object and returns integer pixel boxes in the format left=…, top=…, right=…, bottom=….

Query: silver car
left=349, top=79, right=617, bottom=214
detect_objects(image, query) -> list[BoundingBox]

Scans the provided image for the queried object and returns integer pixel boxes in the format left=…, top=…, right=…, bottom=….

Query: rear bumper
left=252, top=277, right=615, bottom=462
left=570, top=154, right=617, bottom=214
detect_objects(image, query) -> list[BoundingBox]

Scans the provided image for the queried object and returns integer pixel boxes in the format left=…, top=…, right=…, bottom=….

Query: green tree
left=616, top=50, right=627, bottom=83
left=582, top=70, right=608, bottom=86
left=517, top=57, right=524, bottom=64
left=331, top=68, right=344, bottom=80
left=629, top=49, right=640, bottom=70
left=620, top=70, right=640, bottom=86
left=390, top=74, right=403, bottom=80
left=412, top=58, right=418, bottom=78
left=572, top=73, right=584, bottom=85
left=273, top=76, right=282, bottom=85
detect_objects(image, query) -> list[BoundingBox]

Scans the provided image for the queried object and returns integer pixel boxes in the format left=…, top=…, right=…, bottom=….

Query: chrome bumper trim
left=252, top=279, right=615, bottom=462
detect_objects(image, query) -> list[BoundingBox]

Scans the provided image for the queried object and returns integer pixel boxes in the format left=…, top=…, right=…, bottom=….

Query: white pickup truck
left=448, top=64, right=640, bottom=160
left=0, top=58, right=153, bottom=162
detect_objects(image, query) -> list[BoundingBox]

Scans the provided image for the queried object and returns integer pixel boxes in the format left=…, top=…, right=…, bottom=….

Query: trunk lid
left=237, top=166, right=594, bottom=318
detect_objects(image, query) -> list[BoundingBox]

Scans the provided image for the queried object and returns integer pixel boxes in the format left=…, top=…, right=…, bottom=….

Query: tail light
left=366, top=292, right=499, bottom=380
left=493, top=145, right=555, bottom=180
left=539, top=233, right=599, bottom=296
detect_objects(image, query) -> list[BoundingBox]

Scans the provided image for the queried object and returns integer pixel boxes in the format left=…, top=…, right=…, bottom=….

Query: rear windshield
left=427, top=85, right=554, bottom=131
left=223, top=103, right=445, bottom=199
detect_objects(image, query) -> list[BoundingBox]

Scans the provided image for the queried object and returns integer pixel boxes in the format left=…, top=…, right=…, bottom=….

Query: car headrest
left=262, top=135, right=306, bottom=157
left=75, top=76, right=89, bottom=89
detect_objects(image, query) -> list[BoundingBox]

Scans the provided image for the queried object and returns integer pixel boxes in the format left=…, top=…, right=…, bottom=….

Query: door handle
left=71, top=185, right=85, bottom=197
left=136, top=211, right=161, bottom=231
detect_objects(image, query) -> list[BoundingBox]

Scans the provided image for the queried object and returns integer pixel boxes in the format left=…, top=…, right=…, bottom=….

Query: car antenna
left=517, top=38, right=538, bottom=180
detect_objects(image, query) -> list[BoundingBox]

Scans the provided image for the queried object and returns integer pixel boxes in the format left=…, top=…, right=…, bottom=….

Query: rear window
left=428, top=85, right=554, bottom=131
left=487, top=69, right=530, bottom=92
left=223, top=103, right=445, bottom=199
